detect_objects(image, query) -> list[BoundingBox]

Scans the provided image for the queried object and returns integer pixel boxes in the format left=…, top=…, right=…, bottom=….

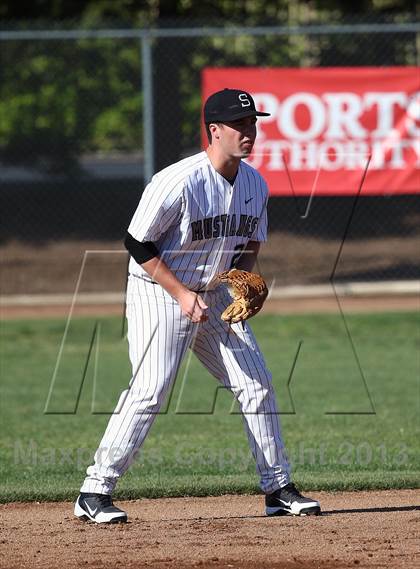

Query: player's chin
left=240, top=143, right=254, bottom=157
left=239, top=146, right=252, bottom=158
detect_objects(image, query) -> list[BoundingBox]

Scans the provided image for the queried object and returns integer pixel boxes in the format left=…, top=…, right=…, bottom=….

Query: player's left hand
left=217, top=269, right=268, bottom=323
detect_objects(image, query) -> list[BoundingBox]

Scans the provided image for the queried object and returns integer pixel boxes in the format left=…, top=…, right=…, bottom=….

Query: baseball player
left=74, top=88, right=321, bottom=523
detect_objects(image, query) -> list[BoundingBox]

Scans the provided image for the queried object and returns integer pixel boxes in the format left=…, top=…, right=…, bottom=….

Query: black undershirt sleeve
left=124, top=232, right=159, bottom=265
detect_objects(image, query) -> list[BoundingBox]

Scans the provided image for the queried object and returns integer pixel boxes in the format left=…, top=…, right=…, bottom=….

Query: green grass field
left=1, top=311, right=419, bottom=502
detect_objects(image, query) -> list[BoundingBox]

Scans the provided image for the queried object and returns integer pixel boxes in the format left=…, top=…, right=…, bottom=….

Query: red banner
left=202, top=67, right=420, bottom=195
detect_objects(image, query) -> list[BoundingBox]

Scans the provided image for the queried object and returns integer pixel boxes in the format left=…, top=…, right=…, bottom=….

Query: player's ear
left=209, top=122, right=221, bottom=140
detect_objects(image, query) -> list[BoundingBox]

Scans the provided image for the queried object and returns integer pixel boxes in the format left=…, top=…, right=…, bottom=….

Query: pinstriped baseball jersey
left=127, top=151, right=268, bottom=291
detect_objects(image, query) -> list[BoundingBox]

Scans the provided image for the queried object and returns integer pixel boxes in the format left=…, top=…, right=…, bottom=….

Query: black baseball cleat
left=74, top=493, right=127, bottom=524
left=265, top=483, right=321, bottom=516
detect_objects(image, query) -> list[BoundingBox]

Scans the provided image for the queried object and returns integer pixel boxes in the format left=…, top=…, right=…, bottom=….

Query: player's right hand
left=177, top=290, right=208, bottom=323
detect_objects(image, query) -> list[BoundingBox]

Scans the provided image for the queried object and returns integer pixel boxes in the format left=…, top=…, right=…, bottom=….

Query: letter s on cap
left=239, top=93, right=251, bottom=107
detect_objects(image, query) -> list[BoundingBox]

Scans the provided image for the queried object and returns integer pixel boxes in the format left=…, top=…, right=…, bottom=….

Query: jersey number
left=230, top=244, right=245, bottom=269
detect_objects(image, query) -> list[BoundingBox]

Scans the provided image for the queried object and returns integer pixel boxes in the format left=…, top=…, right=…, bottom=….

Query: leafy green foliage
left=0, top=38, right=142, bottom=172
left=0, top=1, right=416, bottom=171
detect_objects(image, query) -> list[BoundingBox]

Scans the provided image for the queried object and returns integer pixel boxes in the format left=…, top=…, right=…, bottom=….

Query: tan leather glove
left=217, top=269, right=268, bottom=323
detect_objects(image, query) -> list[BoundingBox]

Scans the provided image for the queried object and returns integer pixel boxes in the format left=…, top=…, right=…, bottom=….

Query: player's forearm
left=140, top=256, right=189, bottom=301
left=235, top=241, right=261, bottom=272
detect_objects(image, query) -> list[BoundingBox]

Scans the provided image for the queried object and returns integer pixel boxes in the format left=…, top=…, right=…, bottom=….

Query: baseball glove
left=217, top=269, right=268, bottom=323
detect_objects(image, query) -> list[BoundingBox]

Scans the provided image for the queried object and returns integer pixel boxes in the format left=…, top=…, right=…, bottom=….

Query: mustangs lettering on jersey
left=190, top=214, right=259, bottom=242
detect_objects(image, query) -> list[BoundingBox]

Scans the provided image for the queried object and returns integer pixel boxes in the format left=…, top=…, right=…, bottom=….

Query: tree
left=0, top=1, right=416, bottom=172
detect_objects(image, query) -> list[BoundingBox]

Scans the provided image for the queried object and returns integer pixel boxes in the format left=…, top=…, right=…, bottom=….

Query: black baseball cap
left=204, top=88, right=271, bottom=123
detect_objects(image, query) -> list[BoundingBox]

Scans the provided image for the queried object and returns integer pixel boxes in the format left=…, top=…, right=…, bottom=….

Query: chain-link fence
left=0, top=20, right=419, bottom=297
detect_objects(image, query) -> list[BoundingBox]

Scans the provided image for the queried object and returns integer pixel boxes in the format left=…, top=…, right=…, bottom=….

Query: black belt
left=149, top=279, right=206, bottom=293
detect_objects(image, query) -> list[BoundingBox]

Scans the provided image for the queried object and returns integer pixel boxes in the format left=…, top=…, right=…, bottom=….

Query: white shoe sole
left=74, top=498, right=127, bottom=524
left=266, top=502, right=321, bottom=516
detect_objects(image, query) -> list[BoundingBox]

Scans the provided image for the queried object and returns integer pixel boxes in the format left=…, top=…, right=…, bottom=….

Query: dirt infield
left=1, top=490, right=418, bottom=569
left=1, top=235, right=418, bottom=319
left=1, top=294, right=418, bottom=320
left=1, top=234, right=419, bottom=296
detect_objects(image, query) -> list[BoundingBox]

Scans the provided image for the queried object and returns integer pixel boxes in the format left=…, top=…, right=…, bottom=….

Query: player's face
left=215, top=116, right=257, bottom=158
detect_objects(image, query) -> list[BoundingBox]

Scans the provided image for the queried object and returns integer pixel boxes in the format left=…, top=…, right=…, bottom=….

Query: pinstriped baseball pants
left=80, top=274, right=290, bottom=495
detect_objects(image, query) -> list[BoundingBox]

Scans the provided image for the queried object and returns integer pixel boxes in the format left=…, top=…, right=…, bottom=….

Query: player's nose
left=243, top=124, right=256, bottom=138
